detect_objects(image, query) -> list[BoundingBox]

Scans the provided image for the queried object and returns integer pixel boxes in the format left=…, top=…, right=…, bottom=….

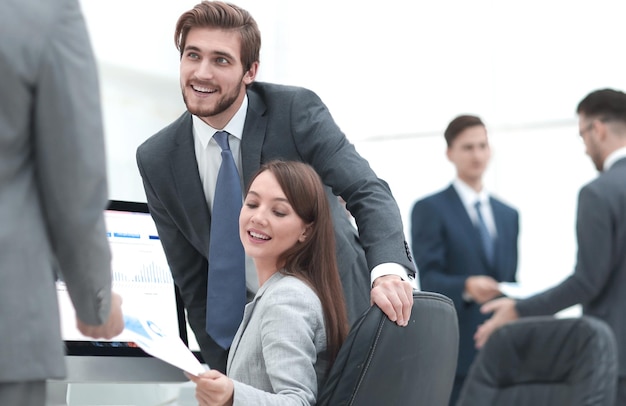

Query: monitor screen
left=53, top=200, right=188, bottom=384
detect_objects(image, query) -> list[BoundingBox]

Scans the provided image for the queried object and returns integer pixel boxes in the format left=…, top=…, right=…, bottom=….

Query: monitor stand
left=45, top=356, right=193, bottom=405
left=46, top=381, right=194, bottom=406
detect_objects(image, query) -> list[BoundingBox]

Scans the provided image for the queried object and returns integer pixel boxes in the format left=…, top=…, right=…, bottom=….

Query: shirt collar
left=453, top=178, right=489, bottom=208
left=192, top=95, right=249, bottom=148
left=603, top=146, right=626, bottom=171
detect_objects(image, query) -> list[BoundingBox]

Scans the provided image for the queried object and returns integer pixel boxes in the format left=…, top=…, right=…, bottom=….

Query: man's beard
left=182, top=82, right=242, bottom=118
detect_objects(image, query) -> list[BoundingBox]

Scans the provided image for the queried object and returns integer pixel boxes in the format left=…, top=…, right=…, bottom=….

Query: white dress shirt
left=604, top=146, right=626, bottom=171
left=452, top=178, right=497, bottom=238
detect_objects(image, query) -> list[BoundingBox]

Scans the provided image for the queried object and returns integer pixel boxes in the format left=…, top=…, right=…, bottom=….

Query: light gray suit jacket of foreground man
left=0, top=0, right=112, bottom=382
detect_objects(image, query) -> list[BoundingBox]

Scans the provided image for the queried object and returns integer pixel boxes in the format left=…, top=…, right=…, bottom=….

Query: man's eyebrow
left=213, top=50, right=236, bottom=60
left=183, top=45, right=235, bottom=60
left=183, top=45, right=201, bottom=53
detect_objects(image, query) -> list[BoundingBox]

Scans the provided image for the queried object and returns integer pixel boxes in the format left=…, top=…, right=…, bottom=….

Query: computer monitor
left=52, top=200, right=189, bottom=385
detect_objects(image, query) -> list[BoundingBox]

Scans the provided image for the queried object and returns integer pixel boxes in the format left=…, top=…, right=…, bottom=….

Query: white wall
left=81, top=0, right=626, bottom=306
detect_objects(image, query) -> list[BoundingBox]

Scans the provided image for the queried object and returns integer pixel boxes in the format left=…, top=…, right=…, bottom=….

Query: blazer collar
left=228, top=272, right=286, bottom=364
left=170, top=112, right=212, bottom=253
left=240, top=87, right=268, bottom=190
left=446, top=185, right=497, bottom=271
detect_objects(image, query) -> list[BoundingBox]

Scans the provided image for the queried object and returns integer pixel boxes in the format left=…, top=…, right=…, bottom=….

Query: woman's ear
left=299, top=224, right=313, bottom=242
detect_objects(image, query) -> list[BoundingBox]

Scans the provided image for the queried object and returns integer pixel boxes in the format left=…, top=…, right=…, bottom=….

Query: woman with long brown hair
left=188, top=160, right=349, bottom=405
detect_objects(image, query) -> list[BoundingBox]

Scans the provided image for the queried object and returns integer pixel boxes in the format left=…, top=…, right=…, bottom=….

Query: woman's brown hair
left=246, top=160, right=349, bottom=365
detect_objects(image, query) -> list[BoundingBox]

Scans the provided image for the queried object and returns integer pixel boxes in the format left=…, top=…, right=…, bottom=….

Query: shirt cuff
left=371, top=263, right=419, bottom=290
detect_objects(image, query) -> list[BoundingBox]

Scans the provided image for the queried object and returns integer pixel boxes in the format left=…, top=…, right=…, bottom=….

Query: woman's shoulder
left=267, top=273, right=316, bottom=294
left=263, top=274, right=321, bottom=309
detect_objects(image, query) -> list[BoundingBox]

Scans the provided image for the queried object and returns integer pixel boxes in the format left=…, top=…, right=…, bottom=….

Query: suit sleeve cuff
left=371, top=263, right=419, bottom=290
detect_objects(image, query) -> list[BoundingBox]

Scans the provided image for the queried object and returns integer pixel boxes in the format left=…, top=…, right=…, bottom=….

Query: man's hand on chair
left=371, top=275, right=413, bottom=327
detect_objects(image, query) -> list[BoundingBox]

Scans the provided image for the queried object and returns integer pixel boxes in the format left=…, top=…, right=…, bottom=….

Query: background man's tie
left=206, top=131, right=246, bottom=349
left=474, top=200, right=494, bottom=266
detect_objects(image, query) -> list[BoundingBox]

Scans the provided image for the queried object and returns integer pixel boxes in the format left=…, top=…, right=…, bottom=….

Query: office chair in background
left=457, top=315, right=618, bottom=406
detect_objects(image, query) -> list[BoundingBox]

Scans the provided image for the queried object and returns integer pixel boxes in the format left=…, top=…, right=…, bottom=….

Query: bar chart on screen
left=57, top=207, right=180, bottom=343
left=107, top=228, right=179, bottom=342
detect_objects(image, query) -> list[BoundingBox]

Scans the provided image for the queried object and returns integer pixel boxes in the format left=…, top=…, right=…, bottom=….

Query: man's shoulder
left=595, top=159, right=626, bottom=189
left=411, top=187, right=456, bottom=221
left=248, top=81, right=319, bottom=102
left=489, top=195, right=518, bottom=215
left=137, top=111, right=190, bottom=153
left=578, top=167, right=624, bottom=206
left=415, top=186, right=454, bottom=206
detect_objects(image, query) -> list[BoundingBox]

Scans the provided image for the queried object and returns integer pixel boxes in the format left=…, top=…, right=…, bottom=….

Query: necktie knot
left=214, top=131, right=231, bottom=151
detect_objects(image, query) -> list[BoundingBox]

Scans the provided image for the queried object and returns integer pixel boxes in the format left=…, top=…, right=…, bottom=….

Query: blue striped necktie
left=205, top=131, right=246, bottom=349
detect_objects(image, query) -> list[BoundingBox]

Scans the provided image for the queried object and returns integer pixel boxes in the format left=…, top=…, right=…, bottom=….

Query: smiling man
left=410, top=114, right=519, bottom=405
left=136, top=1, right=416, bottom=373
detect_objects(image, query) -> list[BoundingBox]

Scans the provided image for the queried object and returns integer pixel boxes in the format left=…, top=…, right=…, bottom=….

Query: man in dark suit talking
left=411, top=115, right=519, bottom=405
left=476, top=88, right=626, bottom=405
left=136, top=1, right=415, bottom=372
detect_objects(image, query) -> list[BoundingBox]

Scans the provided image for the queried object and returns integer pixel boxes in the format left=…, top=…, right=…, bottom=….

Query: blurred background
left=80, top=0, right=626, bottom=315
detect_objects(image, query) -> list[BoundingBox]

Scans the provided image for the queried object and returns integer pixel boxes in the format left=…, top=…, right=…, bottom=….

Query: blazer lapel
left=228, top=295, right=257, bottom=366
left=227, top=273, right=282, bottom=369
left=241, top=88, right=268, bottom=190
left=170, top=112, right=212, bottom=254
left=445, top=185, right=494, bottom=271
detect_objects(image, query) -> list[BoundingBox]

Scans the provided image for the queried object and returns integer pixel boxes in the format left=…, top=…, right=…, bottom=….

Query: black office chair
left=457, top=315, right=618, bottom=406
left=318, top=291, right=459, bottom=406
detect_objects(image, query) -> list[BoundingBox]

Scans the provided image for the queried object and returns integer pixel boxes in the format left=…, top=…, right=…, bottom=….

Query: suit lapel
left=227, top=273, right=280, bottom=367
left=445, top=185, right=494, bottom=271
left=170, top=113, right=212, bottom=254
left=444, top=185, right=475, bottom=232
left=241, top=88, right=268, bottom=190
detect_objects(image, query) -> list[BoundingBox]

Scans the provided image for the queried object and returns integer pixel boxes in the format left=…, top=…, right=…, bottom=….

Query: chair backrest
left=457, top=316, right=618, bottom=406
left=318, top=291, right=459, bottom=406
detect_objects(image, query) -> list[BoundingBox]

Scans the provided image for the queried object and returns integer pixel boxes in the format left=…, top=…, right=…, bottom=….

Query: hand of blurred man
left=76, top=291, right=124, bottom=339
left=465, top=275, right=502, bottom=304
left=474, top=297, right=518, bottom=348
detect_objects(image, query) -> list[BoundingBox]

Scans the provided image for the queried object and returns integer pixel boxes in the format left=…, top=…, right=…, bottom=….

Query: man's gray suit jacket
left=136, top=81, right=415, bottom=370
left=0, top=0, right=112, bottom=382
left=517, top=157, right=626, bottom=377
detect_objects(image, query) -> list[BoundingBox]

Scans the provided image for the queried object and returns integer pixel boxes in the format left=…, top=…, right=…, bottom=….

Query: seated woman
left=188, top=160, right=349, bottom=405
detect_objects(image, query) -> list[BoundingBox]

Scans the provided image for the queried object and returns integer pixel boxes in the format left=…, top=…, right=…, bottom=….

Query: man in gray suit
left=475, top=88, right=626, bottom=404
left=136, top=1, right=416, bottom=372
left=0, top=0, right=124, bottom=404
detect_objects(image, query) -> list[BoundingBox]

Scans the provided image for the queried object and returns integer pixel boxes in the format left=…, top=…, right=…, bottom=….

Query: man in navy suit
left=411, top=115, right=519, bottom=405
left=476, top=89, right=626, bottom=405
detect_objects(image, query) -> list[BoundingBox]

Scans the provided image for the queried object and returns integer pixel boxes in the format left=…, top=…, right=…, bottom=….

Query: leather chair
left=457, top=316, right=618, bottom=406
left=318, top=291, right=459, bottom=406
